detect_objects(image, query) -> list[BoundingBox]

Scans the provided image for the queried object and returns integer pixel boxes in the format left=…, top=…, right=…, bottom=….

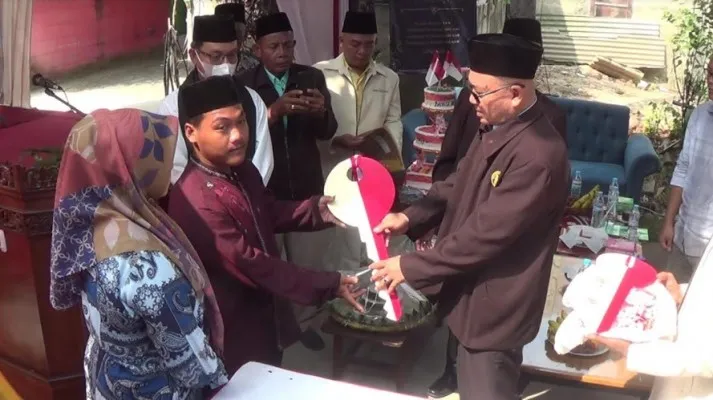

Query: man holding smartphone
left=238, top=12, right=338, bottom=350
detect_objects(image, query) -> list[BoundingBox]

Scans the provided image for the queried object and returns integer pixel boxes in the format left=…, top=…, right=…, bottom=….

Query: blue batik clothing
left=81, top=250, right=227, bottom=400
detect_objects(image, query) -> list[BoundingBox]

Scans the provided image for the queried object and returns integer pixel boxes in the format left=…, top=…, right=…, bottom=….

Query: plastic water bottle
left=580, top=258, right=592, bottom=273
left=628, top=205, right=640, bottom=242
left=607, top=178, right=619, bottom=221
left=591, top=191, right=606, bottom=228
left=570, top=170, right=583, bottom=199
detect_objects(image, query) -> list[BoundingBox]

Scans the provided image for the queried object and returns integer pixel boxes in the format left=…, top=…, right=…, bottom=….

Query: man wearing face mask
left=238, top=12, right=338, bottom=351
left=158, top=14, right=274, bottom=186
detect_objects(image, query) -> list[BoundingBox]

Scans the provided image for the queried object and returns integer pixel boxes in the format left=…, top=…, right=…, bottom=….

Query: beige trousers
left=274, top=229, right=339, bottom=326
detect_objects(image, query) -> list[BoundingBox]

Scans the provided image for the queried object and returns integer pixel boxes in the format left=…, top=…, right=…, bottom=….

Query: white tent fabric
left=1, top=0, right=33, bottom=107
left=277, top=0, right=348, bottom=65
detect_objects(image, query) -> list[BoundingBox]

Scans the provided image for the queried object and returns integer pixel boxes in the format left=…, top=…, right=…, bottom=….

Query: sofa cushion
left=550, top=97, right=629, bottom=165
left=570, top=160, right=625, bottom=194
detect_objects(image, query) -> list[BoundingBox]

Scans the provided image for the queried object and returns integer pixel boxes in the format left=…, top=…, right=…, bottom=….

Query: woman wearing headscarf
left=49, top=109, right=228, bottom=399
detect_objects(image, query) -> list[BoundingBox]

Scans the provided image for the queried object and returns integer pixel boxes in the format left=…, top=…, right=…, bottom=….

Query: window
left=591, top=0, right=633, bottom=18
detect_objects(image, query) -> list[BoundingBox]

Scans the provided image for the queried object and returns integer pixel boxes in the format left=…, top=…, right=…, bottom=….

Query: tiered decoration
left=400, top=86, right=456, bottom=204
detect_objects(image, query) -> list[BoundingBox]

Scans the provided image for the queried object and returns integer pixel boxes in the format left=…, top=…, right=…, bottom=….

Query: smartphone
left=294, top=70, right=317, bottom=92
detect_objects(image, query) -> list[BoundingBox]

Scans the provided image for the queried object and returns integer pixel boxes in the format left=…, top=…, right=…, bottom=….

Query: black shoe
left=427, top=368, right=457, bottom=399
left=299, top=328, right=325, bottom=351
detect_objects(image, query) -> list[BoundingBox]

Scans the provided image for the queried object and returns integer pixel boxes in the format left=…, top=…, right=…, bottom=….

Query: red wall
left=30, top=0, right=169, bottom=75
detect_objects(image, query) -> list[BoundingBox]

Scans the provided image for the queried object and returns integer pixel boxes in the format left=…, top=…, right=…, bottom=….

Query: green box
left=617, top=196, right=634, bottom=213
left=605, top=222, right=649, bottom=242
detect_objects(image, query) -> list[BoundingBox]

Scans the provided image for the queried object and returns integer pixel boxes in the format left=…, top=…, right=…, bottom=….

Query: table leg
left=332, top=334, right=345, bottom=379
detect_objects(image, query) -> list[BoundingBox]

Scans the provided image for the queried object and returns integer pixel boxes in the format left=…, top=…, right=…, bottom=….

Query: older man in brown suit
left=371, top=33, right=570, bottom=400
left=424, top=18, right=569, bottom=398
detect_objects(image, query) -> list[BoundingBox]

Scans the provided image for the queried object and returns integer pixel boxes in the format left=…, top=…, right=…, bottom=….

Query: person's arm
left=157, top=91, right=178, bottom=116
left=626, top=340, right=713, bottom=378
left=383, top=75, right=403, bottom=151
left=185, top=199, right=340, bottom=305
left=305, top=70, right=338, bottom=140
left=401, top=161, right=558, bottom=288
left=268, top=195, right=332, bottom=233
left=432, top=90, right=473, bottom=182
left=156, top=91, right=188, bottom=184
left=171, top=132, right=190, bottom=184
left=248, top=89, right=275, bottom=185
left=121, top=251, right=227, bottom=390
left=402, top=165, right=459, bottom=240
left=664, top=110, right=697, bottom=227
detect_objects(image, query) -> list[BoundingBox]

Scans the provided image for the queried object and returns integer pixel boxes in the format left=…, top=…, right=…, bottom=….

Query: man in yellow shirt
left=314, top=11, right=403, bottom=178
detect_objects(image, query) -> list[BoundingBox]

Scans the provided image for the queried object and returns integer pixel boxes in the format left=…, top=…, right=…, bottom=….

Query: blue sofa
left=401, top=96, right=661, bottom=201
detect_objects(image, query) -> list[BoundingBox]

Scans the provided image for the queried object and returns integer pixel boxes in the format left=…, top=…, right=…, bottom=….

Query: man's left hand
left=586, top=334, right=631, bottom=356
left=302, top=89, right=325, bottom=113
left=317, top=196, right=345, bottom=227
left=370, top=256, right=405, bottom=293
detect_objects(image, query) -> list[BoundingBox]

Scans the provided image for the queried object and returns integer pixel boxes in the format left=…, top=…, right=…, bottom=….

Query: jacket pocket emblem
left=491, top=170, right=502, bottom=187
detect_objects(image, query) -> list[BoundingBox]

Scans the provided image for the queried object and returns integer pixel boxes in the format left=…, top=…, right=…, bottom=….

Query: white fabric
left=670, top=101, right=713, bottom=259
left=554, top=253, right=677, bottom=355
left=276, top=0, right=347, bottom=65
left=627, top=238, right=713, bottom=399
left=157, top=87, right=274, bottom=185
left=214, top=362, right=422, bottom=399
left=1, top=0, right=32, bottom=107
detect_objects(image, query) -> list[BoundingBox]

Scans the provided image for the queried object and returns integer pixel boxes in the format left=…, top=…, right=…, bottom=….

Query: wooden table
left=520, top=255, right=654, bottom=399
left=321, top=317, right=436, bottom=392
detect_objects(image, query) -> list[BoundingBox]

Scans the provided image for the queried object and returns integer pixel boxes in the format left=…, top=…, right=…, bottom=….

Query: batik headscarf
left=49, top=109, right=224, bottom=354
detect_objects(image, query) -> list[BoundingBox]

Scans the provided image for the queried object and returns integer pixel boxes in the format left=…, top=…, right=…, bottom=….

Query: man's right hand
left=270, top=89, right=310, bottom=119
left=332, top=134, right=366, bottom=149
left=373, top=212, right=410, bottom=237
left=657, top=271, right=683, bottom=306
left=337, top=275, right=365, bottom=313
left=659, top=221, right=675, bottom=251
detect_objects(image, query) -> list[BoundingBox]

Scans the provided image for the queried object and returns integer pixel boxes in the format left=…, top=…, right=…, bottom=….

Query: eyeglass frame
left=196, top=49, right=241, bottom=65
left=466, top=81, right=525, bottom=104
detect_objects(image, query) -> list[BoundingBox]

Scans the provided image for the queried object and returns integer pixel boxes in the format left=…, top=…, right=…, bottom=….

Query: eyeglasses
left=197, top=49, right=240, bottom=65
left=467, top=82, right=525, bottom=103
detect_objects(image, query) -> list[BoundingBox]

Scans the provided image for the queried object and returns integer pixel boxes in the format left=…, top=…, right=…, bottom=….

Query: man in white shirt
left=590, top=238, right=713, bottom=400
left=659, top=56, right=713, bottom=272
left=158, top=14, right=274, bottom=185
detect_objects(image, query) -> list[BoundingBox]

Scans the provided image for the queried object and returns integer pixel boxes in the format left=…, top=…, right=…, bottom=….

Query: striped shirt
left=671, top=101, right=713, bottom=258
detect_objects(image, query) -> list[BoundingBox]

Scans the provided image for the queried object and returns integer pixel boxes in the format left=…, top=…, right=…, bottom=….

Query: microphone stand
left=43, top=87, right=84, bottom=115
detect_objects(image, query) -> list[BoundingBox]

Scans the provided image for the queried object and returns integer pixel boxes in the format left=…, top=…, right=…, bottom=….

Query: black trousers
left=457, top=345, right=523, bottom=400
left=445, top=329, right=459, bottom=372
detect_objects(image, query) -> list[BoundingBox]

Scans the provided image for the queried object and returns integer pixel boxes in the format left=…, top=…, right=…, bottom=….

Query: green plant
left=641, top=101, right=683, bottom=138
left=664, top=0, right=713, bottom=125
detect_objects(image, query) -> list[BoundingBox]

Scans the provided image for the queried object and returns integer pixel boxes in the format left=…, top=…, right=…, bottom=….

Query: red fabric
left=0, top=107, right=83, bottom=165
left=350, top=155, right=403, bottom=319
